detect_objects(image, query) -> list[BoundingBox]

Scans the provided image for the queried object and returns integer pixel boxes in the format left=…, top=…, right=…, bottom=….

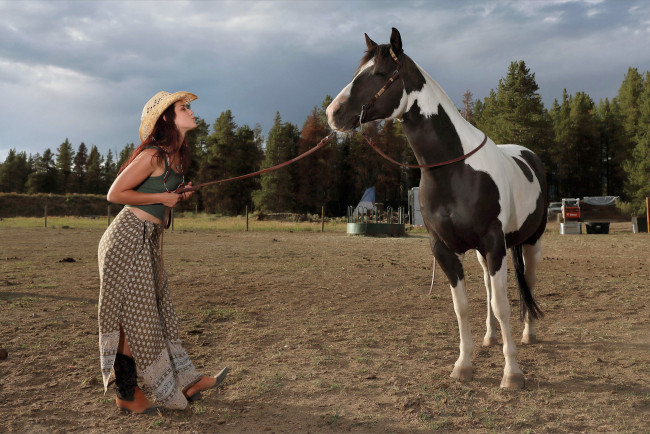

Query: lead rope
left=174, top=131, right=336, bottom=194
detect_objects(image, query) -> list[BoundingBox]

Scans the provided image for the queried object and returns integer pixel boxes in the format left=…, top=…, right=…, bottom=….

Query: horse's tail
left=511, top=245, right=544, bottom=321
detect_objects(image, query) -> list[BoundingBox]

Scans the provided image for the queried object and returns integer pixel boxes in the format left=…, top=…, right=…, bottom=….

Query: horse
left=326, top=28, right=547, bottom=389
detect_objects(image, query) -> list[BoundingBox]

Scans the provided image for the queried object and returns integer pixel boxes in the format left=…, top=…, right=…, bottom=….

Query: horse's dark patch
left=402, top=102, right=464, bottom=164
left=432, top=239, right=464, bottom=287
left=402, top=57, right=426, bottom=93
left=512, top=156, right=534, bottom=182
left=519, top=149, right=547, bottom=195
left=505, top=192, right=547, bottom=248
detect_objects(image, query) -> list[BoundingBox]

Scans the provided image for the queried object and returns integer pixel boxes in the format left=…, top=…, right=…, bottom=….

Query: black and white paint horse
left=327, top=28, right=547, bottom=389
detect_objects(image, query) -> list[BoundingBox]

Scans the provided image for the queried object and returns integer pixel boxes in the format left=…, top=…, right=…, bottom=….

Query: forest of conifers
left=1, top=61, right=649, bottom=216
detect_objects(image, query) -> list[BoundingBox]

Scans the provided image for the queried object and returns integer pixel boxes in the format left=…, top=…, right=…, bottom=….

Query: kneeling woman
left=98, top=91, right=228, bottom=413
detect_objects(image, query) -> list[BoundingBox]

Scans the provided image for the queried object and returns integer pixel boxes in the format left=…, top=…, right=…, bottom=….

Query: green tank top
left=125, top=147, right=184, bottom=221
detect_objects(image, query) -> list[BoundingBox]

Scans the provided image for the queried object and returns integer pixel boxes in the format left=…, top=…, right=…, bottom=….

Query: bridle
left=358, top=47, right=487, bottom=169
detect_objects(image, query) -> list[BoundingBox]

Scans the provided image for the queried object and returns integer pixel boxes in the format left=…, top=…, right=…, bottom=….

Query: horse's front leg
left=488, top=250, right=525, bottom=389
left=432, top=241, right=473, bottom=382
left=476, top=251, right=498, bottom=346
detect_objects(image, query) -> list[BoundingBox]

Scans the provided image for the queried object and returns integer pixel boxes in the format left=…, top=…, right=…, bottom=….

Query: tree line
left=1, top=61, right=649, bottom=216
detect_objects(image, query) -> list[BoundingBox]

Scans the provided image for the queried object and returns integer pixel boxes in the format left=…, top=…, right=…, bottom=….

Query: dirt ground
left=1, top=222, right=649, bottom=433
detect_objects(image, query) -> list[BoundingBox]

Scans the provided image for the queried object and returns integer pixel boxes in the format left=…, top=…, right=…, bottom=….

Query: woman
left=98, top=91, right=228, bottom=414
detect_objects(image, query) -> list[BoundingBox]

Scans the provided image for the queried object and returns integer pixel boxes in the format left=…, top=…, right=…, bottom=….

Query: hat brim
left=139, top=91, right=198, bottom=142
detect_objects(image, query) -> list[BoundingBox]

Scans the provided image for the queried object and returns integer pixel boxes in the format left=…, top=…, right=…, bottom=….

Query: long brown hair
left=118, top=103, right=190, bottom=175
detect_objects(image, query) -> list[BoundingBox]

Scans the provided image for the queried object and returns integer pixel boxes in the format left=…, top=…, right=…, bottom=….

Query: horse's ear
left=365, top=33, right=377, bottom=50
left=390, top=27, right=403, bottom=55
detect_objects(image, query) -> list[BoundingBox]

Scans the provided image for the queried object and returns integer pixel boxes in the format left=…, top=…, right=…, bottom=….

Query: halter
left=359, top=47, right=402, bottom=124
left=358, top=48, right=488, bottom=169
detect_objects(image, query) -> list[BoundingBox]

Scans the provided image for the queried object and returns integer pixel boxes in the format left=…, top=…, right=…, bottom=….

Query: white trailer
left=408, top=187, right=424, bottom=226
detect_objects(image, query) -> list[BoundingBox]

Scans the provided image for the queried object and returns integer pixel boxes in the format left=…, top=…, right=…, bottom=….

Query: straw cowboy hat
left=139, top=91, right=197, bottom=142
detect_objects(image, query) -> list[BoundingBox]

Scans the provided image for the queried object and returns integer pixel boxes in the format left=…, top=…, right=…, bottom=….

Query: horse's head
left=327, top=28, right=408, bottom=132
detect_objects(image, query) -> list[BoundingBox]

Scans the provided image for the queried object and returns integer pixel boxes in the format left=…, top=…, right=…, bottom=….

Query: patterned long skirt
left=97, top=207, right=201, bottom=409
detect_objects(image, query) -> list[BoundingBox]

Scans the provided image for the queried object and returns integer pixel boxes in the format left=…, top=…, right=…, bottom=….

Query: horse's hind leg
left=521, top=240, right=542, bottom=345
left=432, top=241, right=473, bottom=382
left=477, top=251, right=498, bottom=346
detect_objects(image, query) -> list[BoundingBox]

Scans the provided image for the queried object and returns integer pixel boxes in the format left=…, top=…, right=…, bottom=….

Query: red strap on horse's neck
left=362, top=132, right=488, bottom=169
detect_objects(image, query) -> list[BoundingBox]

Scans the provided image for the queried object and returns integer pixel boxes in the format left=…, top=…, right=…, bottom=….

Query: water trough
left=346, top=205, right=406, bottom=237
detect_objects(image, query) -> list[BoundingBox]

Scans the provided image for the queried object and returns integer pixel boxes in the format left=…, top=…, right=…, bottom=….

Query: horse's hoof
left=521, top=334, right=538, bottom=345
left=450, top=366, right=473, bottom=382
left=500, top=373, right=525, bottom=389
left=482, top=336, right=499, bottom=346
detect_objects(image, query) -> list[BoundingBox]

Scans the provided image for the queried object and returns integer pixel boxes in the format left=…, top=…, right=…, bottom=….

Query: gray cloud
left=1, top=0, right=649, bottom=161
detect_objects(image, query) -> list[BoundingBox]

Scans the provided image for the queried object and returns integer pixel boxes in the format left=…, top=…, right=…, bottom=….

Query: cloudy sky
left=1, top=0, right=649, bottom=161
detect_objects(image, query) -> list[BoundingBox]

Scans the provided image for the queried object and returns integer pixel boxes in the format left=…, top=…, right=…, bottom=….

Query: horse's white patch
left=406, top=63, right=486, bottom=155
left=327, top=59, right=375, bottom=130
left=405, top=61, right=455, bottom=118
left=386, top=90, right=408, bottom=121
left=496, top=146, right=542, bottom=232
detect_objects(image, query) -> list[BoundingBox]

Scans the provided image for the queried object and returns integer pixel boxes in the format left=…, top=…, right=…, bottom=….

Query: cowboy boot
left=114, top=353, right=162, bottom=415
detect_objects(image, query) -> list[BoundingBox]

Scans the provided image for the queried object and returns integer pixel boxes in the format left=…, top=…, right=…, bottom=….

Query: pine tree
left=0, top=149, right=31, bottom=193
left=615, top=67, right=643, bottom=146
left=595, top=98, right=626, bottom=195
left=72, top=142, right=89, bottom=193
left=101, top=149, right=117, bottom=193
left=185, top=116, right=210, bottom=182
left=375, top=120, right=411, bottom=208
left=26, top=149, right=57, bottom=193
left=253, top=112, right=300, bottom=212
left=199, top=110, right=240, bottom=214
left=117, top=143, right=135, bottom=172
left=475, top=61, right=553, bottom=161
left=295, top=107, right=332, bottom=214
left=56, top=138, right=75, bottom=193
left=549, top=91, right=604, bottom=198
left=229, top=124, right=264, bottom=214
left=622, top=71, right=650, bottom=214
left=195, top=111, right=263, bottom=214
left=86, top=145, right=103, bottom=194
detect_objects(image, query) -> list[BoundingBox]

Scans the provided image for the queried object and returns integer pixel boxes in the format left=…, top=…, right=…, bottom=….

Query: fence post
left=645, top=196, right=650, bottom=234
left=321, top=205, right=325, bottom=233
left=107, top=204, right=111, bottom=227
left=646, top=197, right=649, bottom=234
left=44, top=202, right=48, bottom=228
left=246, top=206, right=249, bottom=232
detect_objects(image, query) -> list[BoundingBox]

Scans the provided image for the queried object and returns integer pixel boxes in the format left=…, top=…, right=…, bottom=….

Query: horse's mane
left=355, top=44, right=393, bottom=76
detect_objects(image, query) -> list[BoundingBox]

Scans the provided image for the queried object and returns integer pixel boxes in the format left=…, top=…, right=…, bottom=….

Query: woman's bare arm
left=107, top=149, right=185, bottom=208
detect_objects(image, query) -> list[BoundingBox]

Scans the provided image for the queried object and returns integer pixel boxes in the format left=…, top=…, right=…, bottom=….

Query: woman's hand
left=160, top=182, right=194, bottom=207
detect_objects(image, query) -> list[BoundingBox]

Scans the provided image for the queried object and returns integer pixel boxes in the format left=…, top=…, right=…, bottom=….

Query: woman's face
left=173, top=101, right=196, bottom=134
